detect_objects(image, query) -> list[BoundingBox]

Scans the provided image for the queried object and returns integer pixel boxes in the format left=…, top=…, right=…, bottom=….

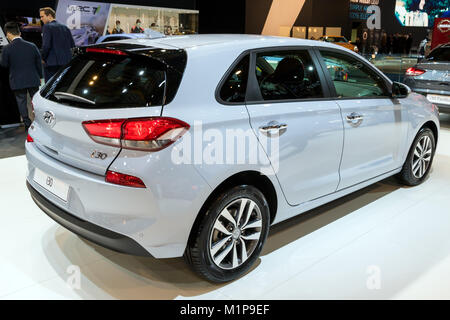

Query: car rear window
left=41, top=47, right=187, bottom=109
left=427, top=47, right=450, bottom=62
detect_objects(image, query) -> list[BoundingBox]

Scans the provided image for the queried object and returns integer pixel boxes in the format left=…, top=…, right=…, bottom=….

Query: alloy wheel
left=411, top=135, right=433, bottom=179
left=209, top=198, right=263, bottom=270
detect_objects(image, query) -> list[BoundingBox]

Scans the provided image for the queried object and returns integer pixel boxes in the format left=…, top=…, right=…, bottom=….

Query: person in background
left=39, top=7, right=75, bottom=82
left=131, top=19, right=144, bottom=33
left=165, top=26, right=173, bottom=36
left=0, top=22, right=43, bottom=130
left=380, top=32, right=387, bottom=54
left=112, top=20, right=124, bottom=34
left=419, top=36, right=428, bottom=56
left=405, top=33, right=413, bottom=56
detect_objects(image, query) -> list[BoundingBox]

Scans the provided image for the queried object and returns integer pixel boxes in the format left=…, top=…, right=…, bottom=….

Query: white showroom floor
left=0, top=114, right=449, bottom=300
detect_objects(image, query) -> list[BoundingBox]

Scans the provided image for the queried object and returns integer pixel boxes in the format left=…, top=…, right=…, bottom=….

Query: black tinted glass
left=220, top=55, right=249, bottom=103
left=427, top=47, right=450, bottom=62
left=41, top=48, right=187, bottom=109
left=255, top=50, right=323, bottom=101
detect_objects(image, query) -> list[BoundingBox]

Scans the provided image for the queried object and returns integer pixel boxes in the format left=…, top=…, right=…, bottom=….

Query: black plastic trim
left=27, top=181, right=151, bottom=257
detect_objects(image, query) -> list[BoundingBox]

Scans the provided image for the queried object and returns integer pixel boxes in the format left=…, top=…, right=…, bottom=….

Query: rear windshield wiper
left=53, top=92, right=96, bottom=105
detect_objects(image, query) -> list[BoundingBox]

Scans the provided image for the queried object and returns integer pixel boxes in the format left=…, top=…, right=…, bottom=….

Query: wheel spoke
left=413, top=159, right=421, bottom=174
left=220, top=208, right=237, bottom=227
left=214, top=219, right=232, bottom=235
left=210, top=235, right=232, bottom=256
left=419, top=160, right=424, bottom=177
left=236, top=199, right=248, bottom=227
left=240, top=238, right=248, bottom=263
left=242, top=219, right=262, bottom=230
left=241, top=231, right=261, bottom=241
left=241, top=201, right=256, bottom=229
left=424, top=137, right=431, bottom=152
left=213, top=241, right=234, bottom=265
left=232, top=242, right=238, bottom=268
left=417, top=141, right=423, bottom=153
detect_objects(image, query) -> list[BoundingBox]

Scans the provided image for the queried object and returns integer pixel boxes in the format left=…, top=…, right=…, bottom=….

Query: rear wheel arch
left=187, top=171, right=278, bottom=247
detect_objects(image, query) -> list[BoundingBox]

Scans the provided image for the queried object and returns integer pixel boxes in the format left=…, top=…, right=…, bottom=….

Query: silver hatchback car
left=26, top=35, right=440, bottom=282
left=404, top=43, right=450, bottom=113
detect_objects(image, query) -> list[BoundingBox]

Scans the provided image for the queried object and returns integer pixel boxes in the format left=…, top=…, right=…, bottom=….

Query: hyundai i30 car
left=26, top=35, right=440, bottom=282
left=404, top=43, right=450, bottom=113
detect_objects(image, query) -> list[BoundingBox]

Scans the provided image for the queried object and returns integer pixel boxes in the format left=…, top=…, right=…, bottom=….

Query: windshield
left=427, top=47, right=450, bottom=62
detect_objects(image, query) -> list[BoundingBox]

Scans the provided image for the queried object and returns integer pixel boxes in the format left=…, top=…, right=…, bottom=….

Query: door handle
left=259, top=121, right=288, bottom=137
left=346, top=112, right=363, bottom=127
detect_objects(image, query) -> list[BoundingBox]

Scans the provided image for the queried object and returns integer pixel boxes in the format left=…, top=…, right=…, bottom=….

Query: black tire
left=398, top=127, right=436, bottom=186
left=184, top=185, right=270, bottom=283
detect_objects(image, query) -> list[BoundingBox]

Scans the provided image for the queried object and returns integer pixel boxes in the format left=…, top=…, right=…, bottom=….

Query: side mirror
left=392, top=82, right=411, bottom=99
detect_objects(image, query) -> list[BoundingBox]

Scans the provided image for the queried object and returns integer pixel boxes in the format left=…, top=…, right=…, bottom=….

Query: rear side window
left=320, top=50, right=389, bottom=98
left=219, top=55, right=249, bottom=103
left=255, top=50, right=323, bottom=101
left=41, top=48, right=186, bottom=109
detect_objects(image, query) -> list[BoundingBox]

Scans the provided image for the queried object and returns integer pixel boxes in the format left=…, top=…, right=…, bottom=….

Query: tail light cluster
left=106, top=170, right=146, bottom=188
left=26, top=134, right=34, bottom=142
left=406, top=67, right=426, bottom=77
left=82, top=117, right=190, bottom=152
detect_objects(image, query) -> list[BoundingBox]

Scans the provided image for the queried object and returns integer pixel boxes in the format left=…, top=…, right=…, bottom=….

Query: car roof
left=114, top=34, right=343, bottom=51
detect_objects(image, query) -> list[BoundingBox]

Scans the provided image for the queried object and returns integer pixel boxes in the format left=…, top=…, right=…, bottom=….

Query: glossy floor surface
left=0, top=114, right=449, bottom=300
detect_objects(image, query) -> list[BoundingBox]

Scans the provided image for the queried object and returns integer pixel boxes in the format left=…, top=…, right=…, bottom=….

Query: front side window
left=219, top=55, right=249, bottom=103
left=255, top=50, right=323, bottom=101
left=320, top=50, right=389, bottom=98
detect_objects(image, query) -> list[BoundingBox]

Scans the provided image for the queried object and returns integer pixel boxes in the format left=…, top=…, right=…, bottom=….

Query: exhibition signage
left=349, top=0, right=380, bottom=21
left=432, top=18, right=450, bottom=50
left=55, top=0, right=111, bottom=46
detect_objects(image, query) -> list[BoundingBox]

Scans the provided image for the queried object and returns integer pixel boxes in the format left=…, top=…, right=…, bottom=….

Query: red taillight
left=86, top=48, right=128, bottom=56
left=406, top=67, right=426, bottom=77
left=82, top=117, right=190, bottom=151
left=26, top=134, right=34, bottom=142
left=106, top=170, right=146, bottom=188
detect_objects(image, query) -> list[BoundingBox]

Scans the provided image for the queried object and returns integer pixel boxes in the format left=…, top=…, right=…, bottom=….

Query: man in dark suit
left=0, top=22, right=43, bottom=130
left=39, top=7, right=75, bottom=81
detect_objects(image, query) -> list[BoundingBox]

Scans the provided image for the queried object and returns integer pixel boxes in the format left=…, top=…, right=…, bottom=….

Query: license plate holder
left=33, top=168, right=69, bottom=202
left=427, top=94, right=450, bottom=105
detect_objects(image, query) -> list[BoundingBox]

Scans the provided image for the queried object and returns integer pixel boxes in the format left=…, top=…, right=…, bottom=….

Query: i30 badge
left=43, top=111, right=56, bottom=127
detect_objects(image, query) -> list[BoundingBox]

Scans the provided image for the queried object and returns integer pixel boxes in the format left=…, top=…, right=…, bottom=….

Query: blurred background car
left=319, top=35, right=359, bottom=53
left=404, top=43, right=450, bottom=113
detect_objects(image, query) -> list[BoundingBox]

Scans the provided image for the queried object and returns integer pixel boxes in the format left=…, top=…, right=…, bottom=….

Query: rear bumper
left=27, top=181, right=151, bottom=256
left=405, top=84, right=450, bottom=113
left=25, top=139, right=212, bottom=258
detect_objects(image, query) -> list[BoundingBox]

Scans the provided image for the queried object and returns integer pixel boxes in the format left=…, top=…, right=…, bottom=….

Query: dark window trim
left=314, top=47, right=394, bottom=100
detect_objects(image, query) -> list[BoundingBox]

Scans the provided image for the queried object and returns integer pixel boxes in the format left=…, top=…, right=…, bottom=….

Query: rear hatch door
left=31, top=43, right=186, bottom=175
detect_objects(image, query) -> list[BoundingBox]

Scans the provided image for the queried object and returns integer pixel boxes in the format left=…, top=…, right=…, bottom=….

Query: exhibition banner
left=395, top=0, right=449, bottom=28
left=431, top=18, right=450, bottom=50
left=56, top=0, right=111, bottom=46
